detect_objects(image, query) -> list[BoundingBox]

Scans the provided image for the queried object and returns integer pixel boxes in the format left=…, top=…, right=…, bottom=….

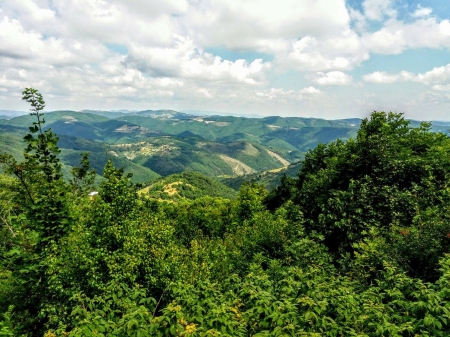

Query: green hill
left=139, top=171, right=237, bottom=200
left=3, top=110, right=449, bottom=185
left=0, top=128, right=160, bottom=184
left=221, top=162, right=303, bottom=190
left=5, top=103, right=450, bottom=336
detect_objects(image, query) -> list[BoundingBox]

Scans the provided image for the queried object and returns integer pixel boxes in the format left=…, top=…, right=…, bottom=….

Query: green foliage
left=0, top=108, right=366, bottom=181
left=65, top=282, right=156, bottom=337
left=234, top=182, right=267, bottom=223
left=264, top=174, right=297, bottom=210
left=221, top=162, right=303, bottom=192
left=2, top=95, right=450, bottom=337
left=0, top=88, right=73, bottom=335
left=0, top=306, right=14, bottom=336
left=21, top=88, right=62, bottom=183
left=142, top=171, right=237, bottom=201
left=69, top=153, right=97, bottom=193
left=269, top=112, right=450, bottom=281
left=160, top=197, right=233, bottom=245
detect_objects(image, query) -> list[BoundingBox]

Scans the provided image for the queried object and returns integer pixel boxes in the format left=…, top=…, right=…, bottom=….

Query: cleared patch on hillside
left=214, top=122, right=230, bottom=127
left=266, top=150, right=290, bottom=166
left=242, top=143, right=260, bottom=156
left=138, top=185, right=151, bottom=195
left=114, top=125, right=149, bottom=133
left=62, top=116, right=78, bottom=123
left=268, top=167, right=286, bottom=173
left=267, top=124, right=281, bottom=129
left=163, top=181, right=193, bottom=196
left=112, top=142, right=178, bottom=159
left=219, top=154, right=256, bottom=175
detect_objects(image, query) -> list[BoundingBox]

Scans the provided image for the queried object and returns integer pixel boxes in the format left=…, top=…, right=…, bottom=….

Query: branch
left=0, top=209, right=16, bottom=237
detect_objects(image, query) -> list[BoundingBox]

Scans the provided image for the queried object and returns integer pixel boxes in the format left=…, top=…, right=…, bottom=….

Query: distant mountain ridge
left=1, top=109, right=449, bottom=187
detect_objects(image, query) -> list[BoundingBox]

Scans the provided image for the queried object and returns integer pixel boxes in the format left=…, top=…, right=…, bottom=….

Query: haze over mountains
left=1, top=109, right=449, bottom=189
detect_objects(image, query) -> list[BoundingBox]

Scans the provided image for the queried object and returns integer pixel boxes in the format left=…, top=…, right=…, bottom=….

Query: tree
left=0, top=88, right=71, bottom=334
left=268, top=112, right=450, bottom=280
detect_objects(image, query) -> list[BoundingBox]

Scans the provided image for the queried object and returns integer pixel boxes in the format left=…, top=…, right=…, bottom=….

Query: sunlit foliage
left=1, top=91, right=450, bottom=336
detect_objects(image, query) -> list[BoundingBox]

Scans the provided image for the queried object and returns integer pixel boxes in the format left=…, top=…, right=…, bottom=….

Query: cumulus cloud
left=253, top=87, right=322, bottom=107
left=362, top=0, right=397, bottom=21
left=363, top=27, right=405, bottom=54
left=432, top=84, right=450, bottom=92
left=186, top=0, right=350, bottom=52
left=412, top=5, right=433, bottom=18
left=125, top=36, right=270, bottom=84
left=299, top=87, right=322, bottom=95
left=363, top=17, right=450, bottom=54
left=0, top=0, right=450, bottom=118
left=1, top=0, right=57, bottom=34
left=363, top=65, right=450, bottom=85
left=2, top=0, right=179, bottom=46
left=415, top=64, right=450, bottom=84
left=307, top=71, right=352, bottom=85
left=278, top=30, right=369, bottom=72
left=0, top=16, right=108, bottom=65
left=363, top=71, right=414, bottom=83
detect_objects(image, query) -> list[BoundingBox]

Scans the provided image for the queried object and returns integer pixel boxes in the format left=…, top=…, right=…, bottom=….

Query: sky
left=1, top=0, right=450, bottom=120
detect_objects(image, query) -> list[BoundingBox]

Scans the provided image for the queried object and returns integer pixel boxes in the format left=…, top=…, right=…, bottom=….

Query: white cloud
left=1, top=0, right=450, bottom=119
left=254, top=87, right=322, bottom=105
left=299, top=87, right=322, bottom=95
left=284, top=37, right=350, bottom=71
left=412, top=5, right=432, bottom=18
left=0, top=17, right=108, bottom=65
left=197, top=88, right=212, bottom=98
left=364, top=27, right=405, bottom=54
left=2, top=0, right=179, bottom=46
left=308, top=71, right=352, bottom=85
left=432, top=84, right=450, bottom=92
left=348, top=7, right=367, bottom=32
left=362, top=0, right=397, bottom=21
left=402, top=18, right=450, bottom=49
left=115, top=0, right=189, bottom=17
left=416, top=64, right=450, bottom=84
left=1, top=0, right=57, bottom=35
left=363, top=71, right=396, bottom=83
left=278, top=30, right=369, bottom=72
left=126, top=36, right=270, bottom=85
left=59, top=0, right=178, bottom=46
left=186, top=0, right=350, bottom=52
left=363, top=71, right=413, bottom=83
left=364, top=17, right=450, bottom=54
left=363, top=65, right=450, bottom=85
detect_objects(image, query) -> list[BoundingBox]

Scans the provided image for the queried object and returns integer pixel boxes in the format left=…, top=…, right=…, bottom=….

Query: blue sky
left=0, top=0, right=450, bottom=120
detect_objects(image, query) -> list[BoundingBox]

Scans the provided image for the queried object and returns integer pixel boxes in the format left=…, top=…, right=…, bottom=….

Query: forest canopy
left=1, top=89, right=450, bottom=336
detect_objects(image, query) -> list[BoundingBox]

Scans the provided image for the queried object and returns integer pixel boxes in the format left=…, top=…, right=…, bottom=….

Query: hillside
left=221, top=161, right=303, bottom=190
left=4, top=109, right=450, bottom=336
left=0, top=126, right=160, bottom=184
left=139, top=171, right=237, bottom=200
left=2, top=110, right=449, bottom=185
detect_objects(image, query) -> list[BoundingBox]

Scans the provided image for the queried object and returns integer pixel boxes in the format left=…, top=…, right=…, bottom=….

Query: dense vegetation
left=140, top=171, right=237, bottom=201
left=220, top=162, right=303, bottom=191
left=1, top=90, right=450, bottom=336
left=0, top=108, right=364, bottom=182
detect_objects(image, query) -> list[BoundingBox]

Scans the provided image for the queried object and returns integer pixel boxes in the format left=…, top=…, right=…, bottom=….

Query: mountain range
left=1, top=109, right=449, bottom=189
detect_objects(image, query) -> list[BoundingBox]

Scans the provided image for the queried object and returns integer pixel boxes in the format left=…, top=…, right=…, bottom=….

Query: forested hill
left=139, top=171, right=237, bottom=200
left=0, top=109, right=362, bottom=183
left=2, top=109, right=449, bottom=188
left=2, top=90, right=450, bottom=336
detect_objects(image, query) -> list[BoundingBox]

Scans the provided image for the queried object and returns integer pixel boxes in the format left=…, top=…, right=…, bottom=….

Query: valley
left=0, top=109, right=363, bottom=186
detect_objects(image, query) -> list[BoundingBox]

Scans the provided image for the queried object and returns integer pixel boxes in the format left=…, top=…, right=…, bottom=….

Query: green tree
left=0, top=88, right=73, bottom=334
left=269, top=112, right=450, bottom=280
